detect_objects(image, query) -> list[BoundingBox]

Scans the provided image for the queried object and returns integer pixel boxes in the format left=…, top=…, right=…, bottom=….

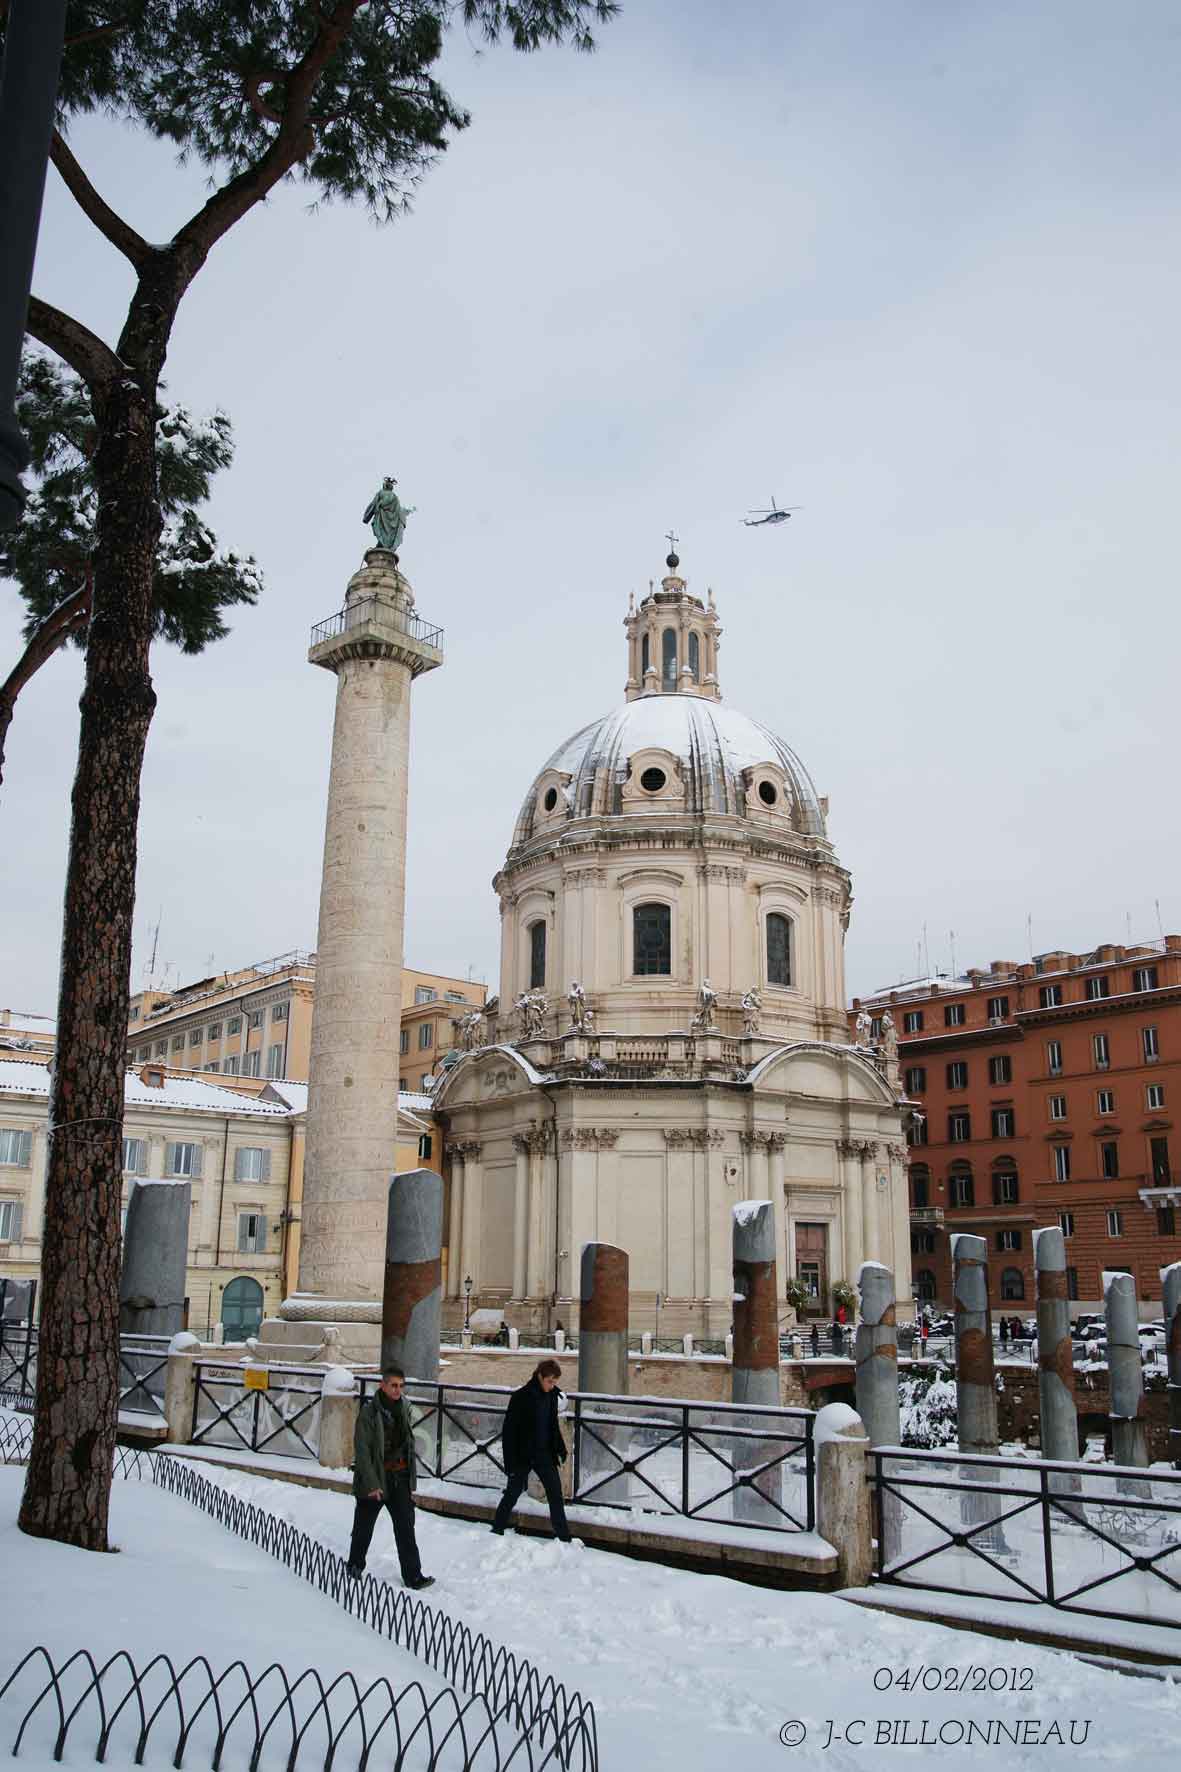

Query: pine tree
left=8, top=0, right=616, bottom=1552
left=0, top=348, right=260, bottom=784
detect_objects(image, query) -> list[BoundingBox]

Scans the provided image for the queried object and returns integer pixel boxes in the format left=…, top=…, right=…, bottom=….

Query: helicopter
left=743, top=496, right=800, bottom=528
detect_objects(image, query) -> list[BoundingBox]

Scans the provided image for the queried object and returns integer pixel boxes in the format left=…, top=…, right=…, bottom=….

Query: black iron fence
left=0, top=1324, right=171, bottom=1421
left=0, top=1322, right=35, bottom=1397
left=191, top=1358, right=324, bottom=1458
left=310, top=595, right=444, bottom=653
left=0, top=1647, right=572, bottom=1771
left=869, top=1447, right=1181, bottom=1629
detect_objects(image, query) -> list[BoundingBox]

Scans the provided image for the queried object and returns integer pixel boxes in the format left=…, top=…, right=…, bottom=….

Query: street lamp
left=463, top=1274, right=472, bottom=1331
left=0, top=0, right=68, bottom=532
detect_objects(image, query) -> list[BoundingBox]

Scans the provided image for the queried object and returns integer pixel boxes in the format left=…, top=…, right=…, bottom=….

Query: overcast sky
left=3, top=0, right=1180, bottom=1018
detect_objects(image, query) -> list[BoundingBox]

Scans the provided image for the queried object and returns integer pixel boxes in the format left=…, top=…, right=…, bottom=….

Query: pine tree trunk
left=18, top=381, right=159, bottom=1551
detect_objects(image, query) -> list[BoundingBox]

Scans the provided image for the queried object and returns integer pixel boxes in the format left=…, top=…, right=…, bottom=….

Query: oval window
left=543, top=787, right=558, bottom=812
left=758, top=780, right=778, bottom=806
left=640, top=767, right=667, bottom=793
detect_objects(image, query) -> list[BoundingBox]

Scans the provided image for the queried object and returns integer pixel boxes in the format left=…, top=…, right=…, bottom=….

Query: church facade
left=433, top=552, right=912, bottom=1337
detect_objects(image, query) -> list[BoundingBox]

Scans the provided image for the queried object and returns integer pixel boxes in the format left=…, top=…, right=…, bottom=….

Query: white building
left=434, top=550, right=912, bottom=1337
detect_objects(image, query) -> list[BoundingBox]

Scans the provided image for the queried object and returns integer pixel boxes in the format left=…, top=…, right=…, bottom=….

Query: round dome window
left=543, top=787, right=559, bottom=812
left=640, top=767, right=667, bottom=794
left=758, top=780, right=778, bottom=807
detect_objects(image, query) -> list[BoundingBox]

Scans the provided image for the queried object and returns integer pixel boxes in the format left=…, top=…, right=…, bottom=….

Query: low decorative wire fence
left=869, top=1446, right=1181, bottom=1629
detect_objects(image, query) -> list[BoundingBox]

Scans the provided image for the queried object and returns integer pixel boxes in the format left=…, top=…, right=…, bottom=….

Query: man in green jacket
left=347, top=1365, right=434, bottom=1589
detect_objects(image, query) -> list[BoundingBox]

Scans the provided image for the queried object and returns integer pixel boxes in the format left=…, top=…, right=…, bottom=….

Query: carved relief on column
left=561, top=1127, right=619, bottom=1150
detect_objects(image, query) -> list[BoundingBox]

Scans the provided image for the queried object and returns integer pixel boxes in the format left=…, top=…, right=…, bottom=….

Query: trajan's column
left=297, top=479, right=443, bottom=1305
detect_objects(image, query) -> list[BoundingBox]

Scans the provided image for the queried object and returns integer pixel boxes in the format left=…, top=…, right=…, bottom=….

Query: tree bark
left=0, top=585, right=89, bottom=790
left=18, top=378, right=159, bottom=1551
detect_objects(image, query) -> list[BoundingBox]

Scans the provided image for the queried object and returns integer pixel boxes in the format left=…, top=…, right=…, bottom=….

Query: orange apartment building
left=854, top=936, right=1181, bottom=1316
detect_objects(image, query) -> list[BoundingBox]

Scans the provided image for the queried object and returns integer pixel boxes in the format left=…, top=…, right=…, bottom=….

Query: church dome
left=512, top=691, right=826, bottom=845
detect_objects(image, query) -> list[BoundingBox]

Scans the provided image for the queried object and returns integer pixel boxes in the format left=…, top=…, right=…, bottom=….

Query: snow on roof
left=260, top=1079, right=435, bottom=1119
left=0, top=1057, right=288, bottom=1116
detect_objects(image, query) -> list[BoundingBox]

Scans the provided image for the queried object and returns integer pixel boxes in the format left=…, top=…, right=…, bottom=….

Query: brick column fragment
left=732, top=1200, right=781, bottom=1522
left=381, top=1167, right=442, bottom=1381
left=1165, top=1262, right=1181, bottom=1472
left=1034, top=1227, right=1078, bottom=1463
left=1104, top=1270, right=1148, bottom=1471
left=578, top=1242, right=628, bottom=1397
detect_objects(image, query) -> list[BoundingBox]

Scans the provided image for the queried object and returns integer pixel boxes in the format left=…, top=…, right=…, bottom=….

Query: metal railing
left=869, top=1446, right=1181, bottom=1629
left=190, top=1358, right=323, bottom=1459
left=0, top=1325, right=172, bottom=1421
left=310, top=594, right=443, bottom=653
left=0, top=1322, right=35, bottom=1397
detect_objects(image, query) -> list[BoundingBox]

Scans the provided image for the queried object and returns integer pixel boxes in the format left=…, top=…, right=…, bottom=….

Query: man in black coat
left=491, top=1358, right=571, bottom=1541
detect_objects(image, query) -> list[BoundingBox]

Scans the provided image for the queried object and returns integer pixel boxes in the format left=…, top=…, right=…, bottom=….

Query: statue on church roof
left=514, top=990, right=547, bottom=1041
left=363, top=476, right=415, bottom=555
left=879, top=1010, right=898, bottom=1065
left=854, top=1007, right=873, bottom=1048
left=741, top=986, right=762, bottom=1036
left=453, top=1008, right=486, bottom=1052
left=568, top=981, right=596, bottom=1034
left=690, top=978, right=718, bottom=1033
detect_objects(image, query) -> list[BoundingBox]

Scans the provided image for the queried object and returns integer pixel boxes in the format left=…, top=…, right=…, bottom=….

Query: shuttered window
left=0, top=1129, right=32, bottom=1167
left=234, top=1147, right=271, bottom=1183
left=237, top=1212, right=267, bottom=1253
left=164, top=1141, right=202, bottom=1178
left=0, top=1201, right=23, bottom=1241
left=122, top=1137, right=148, bottom=1175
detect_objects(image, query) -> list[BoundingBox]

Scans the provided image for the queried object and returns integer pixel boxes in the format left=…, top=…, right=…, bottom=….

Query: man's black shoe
left=408, top=1574, right=436, bottom=1590
left=346, top=1562, right=365, bottom=1579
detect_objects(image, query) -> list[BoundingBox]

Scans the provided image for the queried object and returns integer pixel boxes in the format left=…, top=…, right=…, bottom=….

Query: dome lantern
left=624, top=542, right=722, bottom=703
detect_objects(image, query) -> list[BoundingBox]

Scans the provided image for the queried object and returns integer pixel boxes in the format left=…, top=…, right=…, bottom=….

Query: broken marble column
left=855, top=1262, right=902, bottom=1563
left=380, top=1167, right=443, bottom=1382
left=120, top=1178, right=191, bottom=1340
left=952, top=1234, right=1005, bottom=1548
left=732, top=1200, right=782, bottom=1521
left=1164, top=1263, right=1181, bottom=1471
left=577, top=1242, right=629, bottom=1500
left=1104, top=1270, right=1148, bottom=1471
left=1034, top=1227, right=1078, bottom=1464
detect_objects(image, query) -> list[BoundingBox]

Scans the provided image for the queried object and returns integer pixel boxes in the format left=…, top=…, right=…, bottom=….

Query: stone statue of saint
left=879, top=1010, right=898, bottom=1064
left=453, top=1009, right=485, bottom=1052
left=740, top=986, right=762, bottom=1036
left=690, top=978, right=718, bottom=1033
left=855, top=1007, right=873, bottom=1048
left=513, top=990, right=547, bottom=1040
left=363, top=476, right=415, bottom=555
left=568, top=981, right=596, bottom=1034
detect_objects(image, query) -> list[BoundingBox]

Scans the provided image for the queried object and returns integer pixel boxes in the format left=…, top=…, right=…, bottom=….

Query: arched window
left=641, top=633, right=650, bottom=676
left=688, top=632, right=700, bottom=679
left=766, top=913, right=792, bottom=987
left=915, top=1269, right=937, bottom=1303
left=529, top=920, right=546, bottom=990
left=221, top=1276, right=264, bottom=1342
left=1001, top=1267, right=1025, bottom=1301
left=661, top=628, right=677, bottom=688
left=633, top=902, right=671, bottom=976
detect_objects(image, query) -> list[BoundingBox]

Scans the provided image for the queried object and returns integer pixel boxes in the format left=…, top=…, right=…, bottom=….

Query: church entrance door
left=795, top=1222, right=828, bottom=1317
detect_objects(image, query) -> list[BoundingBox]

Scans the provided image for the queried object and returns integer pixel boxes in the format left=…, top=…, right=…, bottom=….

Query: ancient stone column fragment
left=1165, top=1262, right=1181, bottom=1472
left=732, top=1200, right=781, bottom=1521
left=1033, top=1226, right=1078, bottom=1463
left=952, top=1233, right=998, bottom=1455
left=854, top=1261, right=901, bottom=1450
left=381, top=1167, right=443, bottom=1382
left=1104, top=1270, right=1148, bottom=1471
left=119, top=1178, right=191, bottom=1340
left=578, top=1242, right=628, bottom=1397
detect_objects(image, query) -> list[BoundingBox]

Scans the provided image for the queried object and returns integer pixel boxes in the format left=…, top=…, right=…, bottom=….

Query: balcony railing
left=309, top=594, right=443, bottom=652
left=909, top=1206, right=945, bottom=1225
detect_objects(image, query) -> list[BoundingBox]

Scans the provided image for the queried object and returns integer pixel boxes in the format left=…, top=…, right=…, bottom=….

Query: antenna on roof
left=949, top=930, right=957, bottom=977
left=1026, top=913, right=1033, bottom=962
left=147, top=910, right=162, bottom=989
left=1156, top=898, right=1165, bottom=942
left=922, top=923, right=930, bottom=978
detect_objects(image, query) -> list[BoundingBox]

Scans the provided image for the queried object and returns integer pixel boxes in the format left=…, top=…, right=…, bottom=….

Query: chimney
left=139, top=1062, right=166, bottom=1089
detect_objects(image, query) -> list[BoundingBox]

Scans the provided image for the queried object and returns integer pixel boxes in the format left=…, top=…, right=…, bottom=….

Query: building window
left=1096, top=1088, right=1115, bottom=1116
left=1046, top=1040, right=1062, bottom=1076
left=208, top=1022, right=222, bottom=1041
left=907, top=1118, right=928, bottom=1147
left=1157, top=1206, right=1177, bottom=1237
left=414, top=986, right=437, bottom=1004
left=1058, top=1210, right=1075, bottom=1237
left=1106, top=1209, right=1123, bottom=1238
left=418, top=1023, right=434, bottom=1050
left=948, top=1112, right=971, bottom=1143
left=946, top=1061, right=968, bottom=1090
left=272, top=1002, right=289, bottom=1023
left=122, top=1137, right=147, bottom=1175
left=910, top=1167, right=930, bottom=1209
left=912, top=1230, right=936, bottom=1255
left=224, top=1055, right=240, bottom=1075
left=266, top=1043, right=283, bottom=1077
left=989, top=1055, right=1012, bottom=1085
left=949, top=1171, right=974, bottom=1208
left=1053, top=1145, right=1071, bottom=1182
left=137, top=1046, right=151, bottom=1062
left=165, top=1141, right=201, bottom=1178
left=1001, top=1267, right=1025, bottom=1300
left=155, top=1041, right=167, bottom=1056
left=234, top=1147, right=270, bottom=1182
left=991, top=1109, right=1015, bottom=1139
left=227, top=1016, right=241, bottom=1035
left=399, top=1028, right=409, bottom=1054
left=237, top=1211, right=267, bottom=1254
left=1133, top=965, right=1159, bottom=993
left=903, top=1010, right=924, bottom=1033
left=904, top=1066, right=926, bottom=1095
left=1143, top=1026, right=1160, bottom=1062
left=0, top=1129, right=32, bottom=1168
left=633, top=902, right=671, bottom=976
left=1066, top=1266, right=1079, bottom=1299
left=1151, top=1136, right=1171, bottom=1184
left=0, top=1200, right=23, bottom=1242
left=1085, top=976, right=1110, bottom=1001
left=661, top=627, right=677, bottom=688
left=248, top=1010, right=263, bottom=1030
left=1092, top=1032, right=1110, bottom=1070
left=171, top=1036, right=184, bottom=1052
left=687, top=631, right=700, bottom=679
left=1147, top=1083, right=1165, bottom=1110
left=444, top=991, right=466, bottom=1003
left=987, top=995, right=1010, bottom=1021
left=997, top=1228, right=1022, bottom=1252
left=243, top=1050, right=261, bottom=1078
left=1049, top=1095, right=1067, bottom=1121
left=529, top=920, right=547, bottom=991
left=993, top=1171, right=1019, bottom=1205
left=189, top=1028, right=202, bottom=1046
left=641, top=632, right=650, bottom=675
left=418, top=1134, right=433, bottom=1162
left=766, top=913, right=792, bottom=987
left=1100, top=1140, right=1119, bottom=1180
left=400, top=1076, right=408, bottom=1091
left=206, top=1062, right=220, bottom=1073
left=1039, top=984, right=1063, bottom=1008
left=944, top=1003, right=965, bottom=1027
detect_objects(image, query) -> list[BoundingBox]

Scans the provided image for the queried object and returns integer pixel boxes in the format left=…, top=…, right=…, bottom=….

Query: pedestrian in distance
left=347, top=1364, right=434, bottom=1589
left=491, top=1358, right=572, bottom=1542
left=999, top=1316, right=1010, bottom=1349
left=809, top=1324, right=820, bottom=1358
